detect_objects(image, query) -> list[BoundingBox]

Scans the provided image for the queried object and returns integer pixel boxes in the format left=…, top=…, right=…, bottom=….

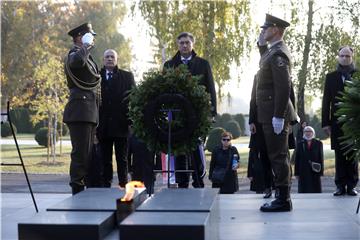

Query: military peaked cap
left=261, top=14, right=290, bottom=29
left=68, top=23, right=96, bottom=37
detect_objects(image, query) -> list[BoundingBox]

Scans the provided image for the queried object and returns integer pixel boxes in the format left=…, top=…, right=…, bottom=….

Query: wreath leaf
left=129, top=65, right=212, bottom=155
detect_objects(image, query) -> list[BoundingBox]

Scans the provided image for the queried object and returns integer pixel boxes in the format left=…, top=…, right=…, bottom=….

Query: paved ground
left=1, top=173, right=358, bottom=239
left=1, top=173, right=339, bottom=194
left=2, top=191, right=359, bottom=240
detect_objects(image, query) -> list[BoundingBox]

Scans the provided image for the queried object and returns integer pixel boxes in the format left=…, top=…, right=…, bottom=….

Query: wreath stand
left=153, top=108, right=193, bottom=189
left=1, top=101, right=38, bottom=212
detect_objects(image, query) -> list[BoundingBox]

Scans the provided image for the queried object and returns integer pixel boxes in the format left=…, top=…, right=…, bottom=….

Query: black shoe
left=260, top=198, right=293, bottom=212
left=263, top=189, right=272, bottom=199
left=347, top=188, right=358, bottom=196
left=72, top=185, right=84, bottom=195
left=333, top=187, right=346, bottom=196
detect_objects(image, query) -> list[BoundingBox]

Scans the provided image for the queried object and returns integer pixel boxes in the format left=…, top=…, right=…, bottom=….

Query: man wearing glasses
left=255, top=14, right=297, bottom=212
left=322, top=46, right=358, bottom=196
left=163, top=32, right=217, bottom=189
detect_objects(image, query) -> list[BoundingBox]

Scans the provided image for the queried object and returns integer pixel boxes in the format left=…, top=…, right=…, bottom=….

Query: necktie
left=182, top=59, right=189, bottom=65
left=107, top=72, right=113, bottom=80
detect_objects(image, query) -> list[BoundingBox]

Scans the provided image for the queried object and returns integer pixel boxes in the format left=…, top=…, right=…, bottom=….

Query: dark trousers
left=100, top=137, right=128, bottom=187
left=175, top=149, right=204, bottom=188
left=334, top=149, right=359, bottom=189
left=260, top=149, right=273, bottom=189
left=67, top=122, right=96, bottom=189
left=261, top=122, right=291, bottom=187
left=128, top=136, right=159, bottom=194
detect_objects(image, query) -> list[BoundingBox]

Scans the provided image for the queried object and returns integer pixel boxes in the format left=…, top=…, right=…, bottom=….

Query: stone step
left=18, top=211, right=115, bottom=240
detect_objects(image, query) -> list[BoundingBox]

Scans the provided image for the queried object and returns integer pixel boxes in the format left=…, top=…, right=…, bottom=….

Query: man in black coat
left=97, top=49, right=135, bottom=187
left=163, top=32, right=217, bottom=188
left=322, top=46, right=358, bottom=196
left=63, top=23, right=101, bottom=195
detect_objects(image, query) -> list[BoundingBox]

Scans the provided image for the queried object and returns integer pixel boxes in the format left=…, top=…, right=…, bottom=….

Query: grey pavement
left=1, top=173, right=358, bottom=240
left=2, top=191, right=360, bottom=240
left=1, top=173, right=339, bottom=194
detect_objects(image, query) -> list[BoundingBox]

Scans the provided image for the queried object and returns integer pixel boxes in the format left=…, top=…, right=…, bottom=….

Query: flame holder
left=116, top=188, right=148, bottom=224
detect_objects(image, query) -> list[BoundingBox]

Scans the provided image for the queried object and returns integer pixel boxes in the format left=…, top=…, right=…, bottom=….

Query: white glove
left=258, top=31, right=267, bottom=46
left=272, top=117, right=284, bottom=135
left=81, top=33, right=94, bottom=46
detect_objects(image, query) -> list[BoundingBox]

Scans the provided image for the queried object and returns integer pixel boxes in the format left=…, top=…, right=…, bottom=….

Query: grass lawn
left=1, top=134, right=339, bottom=176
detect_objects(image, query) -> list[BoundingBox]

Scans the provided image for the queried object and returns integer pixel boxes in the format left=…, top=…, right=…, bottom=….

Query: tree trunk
left=47, top=118, right=50, bottom=162
left=52, top=114, right=57, bottom=163
left=296, top=0, right=314, bottom=122
left=202, top=2, right=215, bottom=61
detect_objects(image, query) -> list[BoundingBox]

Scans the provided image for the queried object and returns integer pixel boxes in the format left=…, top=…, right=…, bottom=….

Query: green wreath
left=336, top=70, right=360, bottom=161
left=129, top=65, right=212, bottom=155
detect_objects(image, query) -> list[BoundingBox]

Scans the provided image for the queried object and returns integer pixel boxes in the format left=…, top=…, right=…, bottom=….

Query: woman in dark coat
left=209, top=132, right=239, bottom=194
left=295, top=126, right=324, bottom=193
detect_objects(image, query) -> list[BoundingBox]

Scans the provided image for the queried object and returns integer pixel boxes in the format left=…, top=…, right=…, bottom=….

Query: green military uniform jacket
left=63, top=45, right=101, bottom=124
left=255, top=41, right=297, bottom=124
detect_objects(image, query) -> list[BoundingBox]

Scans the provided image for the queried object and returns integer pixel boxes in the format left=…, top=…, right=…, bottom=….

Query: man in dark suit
left=97, top=49, right=135, bottom=188
left=255, top=14, right=297, bottom=212
left=322, top=46, right=358, bottom=196
left=163, top=32, right=217, bottom=188
left=63, top=23, right=101, bottom=195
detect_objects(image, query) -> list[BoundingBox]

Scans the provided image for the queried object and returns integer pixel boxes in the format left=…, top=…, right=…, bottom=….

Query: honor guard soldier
left=63, top=23, right=101, bottom=195
left=255, top=14, right=298, bottom=212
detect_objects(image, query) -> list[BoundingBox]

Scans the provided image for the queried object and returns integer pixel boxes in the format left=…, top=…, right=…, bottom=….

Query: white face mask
left=338, top=48, right=353, bottom=66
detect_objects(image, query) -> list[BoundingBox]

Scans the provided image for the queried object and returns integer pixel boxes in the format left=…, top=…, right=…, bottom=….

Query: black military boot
left=263, top=188, right=272, bottom=199
left=260, top=186, right=292, bottom=212
left=72, top=185, right=85, bottom=195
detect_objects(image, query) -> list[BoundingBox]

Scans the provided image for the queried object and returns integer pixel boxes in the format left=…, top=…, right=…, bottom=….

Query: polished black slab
left=119, top=188, right=220, bottom=240
left=136, top=188, right=219, bottom=212
left=119, top=212, right=211, bottom=240
left=47, top=188, right=146, bottom=212
left=18, top=211, right=114, bottom=240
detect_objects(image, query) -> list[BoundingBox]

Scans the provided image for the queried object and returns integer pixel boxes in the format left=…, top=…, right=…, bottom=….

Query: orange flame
left=120, top=181, right=145, bottom=202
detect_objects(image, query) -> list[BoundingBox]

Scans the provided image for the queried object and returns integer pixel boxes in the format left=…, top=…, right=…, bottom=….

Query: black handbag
left=309, top=160, right=321, bottom=173
left=211, top=167, right=227, bottom=183
left=211, top=149, right=232, bottom=184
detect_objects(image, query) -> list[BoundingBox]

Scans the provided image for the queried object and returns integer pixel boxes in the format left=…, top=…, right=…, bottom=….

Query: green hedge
left=1, top=122, right=17, bottom=137
left=205, top=127, right=226, bottom=152
left=9, top=107, right=33, bottom=133
left=224, top=120, right=241, bottom=139
left=35, top=127, right=59, bottom=147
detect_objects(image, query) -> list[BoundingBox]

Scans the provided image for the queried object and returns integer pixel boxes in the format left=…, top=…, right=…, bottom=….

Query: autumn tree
left=1, top=1, right=131, bottom=162
left=132, top=0, right=254, bottom=98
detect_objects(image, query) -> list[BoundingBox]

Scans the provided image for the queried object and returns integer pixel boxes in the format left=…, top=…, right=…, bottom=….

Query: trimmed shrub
left=35, top=127, right=59, bottom=147
left=224, top=120, right=241, bottom=139
left=232, top=113, right=246, bottom=136
left=309, top=115, right=327, bottom=140
left=1, top=122, right=17, bottom=137
left=205, top=127, right=226, bottom=152
left=212, top=113, right=233, bottom=129
left=33, top=120, right=47, bottom=134
left=9, top=108, right=33, bottom=133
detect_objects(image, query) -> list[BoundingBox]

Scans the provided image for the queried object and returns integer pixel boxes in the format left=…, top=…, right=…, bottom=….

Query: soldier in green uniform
left=63, top=23, right=101, bottom=195
left=255, top=14, right=297, bottom=212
